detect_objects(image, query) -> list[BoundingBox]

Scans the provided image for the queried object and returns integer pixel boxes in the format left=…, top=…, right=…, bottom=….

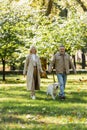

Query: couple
left=23, top=45, right=76, bottom=100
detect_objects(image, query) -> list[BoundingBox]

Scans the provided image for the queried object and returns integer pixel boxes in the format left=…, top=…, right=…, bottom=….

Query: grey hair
left=59, top=44, right=65, bottom=48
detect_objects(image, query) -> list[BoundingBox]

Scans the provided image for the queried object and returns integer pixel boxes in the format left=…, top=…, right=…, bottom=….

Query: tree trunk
left=59, top=8, right=68, bottom=18
left=10, top=63, right=16, bottom=70
left=42, top=0, right=45, bottom=6
left=76, top=0, right=87, bottom=11
left=2, top=58, right=6, bottom=81
left=72, top=55, right=76, bottom=68
left=40, top=57, right=48, bottom=78
left=82, top=52, right=86, bottom=69
left=46, top=0, right=53, bottom=16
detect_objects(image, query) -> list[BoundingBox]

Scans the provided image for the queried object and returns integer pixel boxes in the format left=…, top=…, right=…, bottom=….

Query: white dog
left=47, top=83, right=59, bottom=100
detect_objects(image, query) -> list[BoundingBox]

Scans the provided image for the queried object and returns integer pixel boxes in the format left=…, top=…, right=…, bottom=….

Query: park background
left=0, top=0, right=87, bottom=130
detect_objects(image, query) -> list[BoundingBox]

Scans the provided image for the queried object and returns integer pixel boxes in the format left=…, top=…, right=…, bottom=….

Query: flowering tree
left=0, top=0, right=87, bottom=80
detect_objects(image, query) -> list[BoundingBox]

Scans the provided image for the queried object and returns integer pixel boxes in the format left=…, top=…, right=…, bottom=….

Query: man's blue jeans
left=57, top=73, right=67, bottom=97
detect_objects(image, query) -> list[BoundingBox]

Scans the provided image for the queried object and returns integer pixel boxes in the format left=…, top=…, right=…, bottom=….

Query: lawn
left=0, top=74, right=87, bottom=130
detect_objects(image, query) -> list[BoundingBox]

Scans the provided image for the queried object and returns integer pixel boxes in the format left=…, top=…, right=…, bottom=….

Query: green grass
left=0, top=74, right=87, bottom=130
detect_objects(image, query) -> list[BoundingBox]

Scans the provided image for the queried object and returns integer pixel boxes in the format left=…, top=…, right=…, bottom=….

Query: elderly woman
left=23, top=46, right=43, bottom=99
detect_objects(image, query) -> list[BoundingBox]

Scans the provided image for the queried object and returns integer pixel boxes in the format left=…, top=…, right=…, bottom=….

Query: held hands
left=40, top=70, right=47, bottom=78
left=48, top=67, right=52, bottom=73
left=41, top=70, right=45, bottom=76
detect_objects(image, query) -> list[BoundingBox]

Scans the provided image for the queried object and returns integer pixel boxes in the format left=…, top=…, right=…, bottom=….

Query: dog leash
left=52, top=68, right=56, bottom=83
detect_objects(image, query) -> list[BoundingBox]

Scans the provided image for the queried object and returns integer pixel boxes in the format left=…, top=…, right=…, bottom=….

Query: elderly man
left=48, top=45, right=76, bottom=100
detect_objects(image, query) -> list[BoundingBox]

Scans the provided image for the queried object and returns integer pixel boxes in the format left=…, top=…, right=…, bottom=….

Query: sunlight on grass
left=0, top=74, right=87, bottom=130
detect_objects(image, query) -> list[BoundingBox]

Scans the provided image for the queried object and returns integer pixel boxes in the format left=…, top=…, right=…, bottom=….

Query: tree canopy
left=0, top=0, right=87, bottom=80
left=0, top=0, right=87, bottom=56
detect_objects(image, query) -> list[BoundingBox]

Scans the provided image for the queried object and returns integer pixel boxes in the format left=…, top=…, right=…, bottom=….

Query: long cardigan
left=23, top=54, right=43, bottom=90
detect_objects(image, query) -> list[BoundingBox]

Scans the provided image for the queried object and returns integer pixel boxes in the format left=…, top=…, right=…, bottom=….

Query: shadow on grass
left=0, top=120, right=87, bottom=130
left=0, top=78, right=25, bottom=84
left=0, top=88, right=87, bottom=103
left=1, top=114, right=26, bottom=124
left=0, top=74, right=25, bottom=84
left=0, top=74, right=87, bottom=130
left=0, top=89, right=87, bottom=119
left=0, top=91, right=87, bottom=129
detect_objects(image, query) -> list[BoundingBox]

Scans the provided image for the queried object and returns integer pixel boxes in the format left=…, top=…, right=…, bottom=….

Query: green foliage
left=0, top=1, right=22, bottom=60
left=0, top=0, right=87, bottom=65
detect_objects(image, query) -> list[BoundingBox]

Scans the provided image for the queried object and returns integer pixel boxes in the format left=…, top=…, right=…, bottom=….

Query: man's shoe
left=59, top=96, right=65, bottom=100
left=62, top=96, right=65, bottom=99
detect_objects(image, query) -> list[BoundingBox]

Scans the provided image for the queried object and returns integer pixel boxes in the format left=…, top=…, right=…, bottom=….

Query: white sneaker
left=32, top=95, right=36, bottom=100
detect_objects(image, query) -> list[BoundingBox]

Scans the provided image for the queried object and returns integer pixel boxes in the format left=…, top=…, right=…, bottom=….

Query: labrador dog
left=47, top=83, right=59, bottom=100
